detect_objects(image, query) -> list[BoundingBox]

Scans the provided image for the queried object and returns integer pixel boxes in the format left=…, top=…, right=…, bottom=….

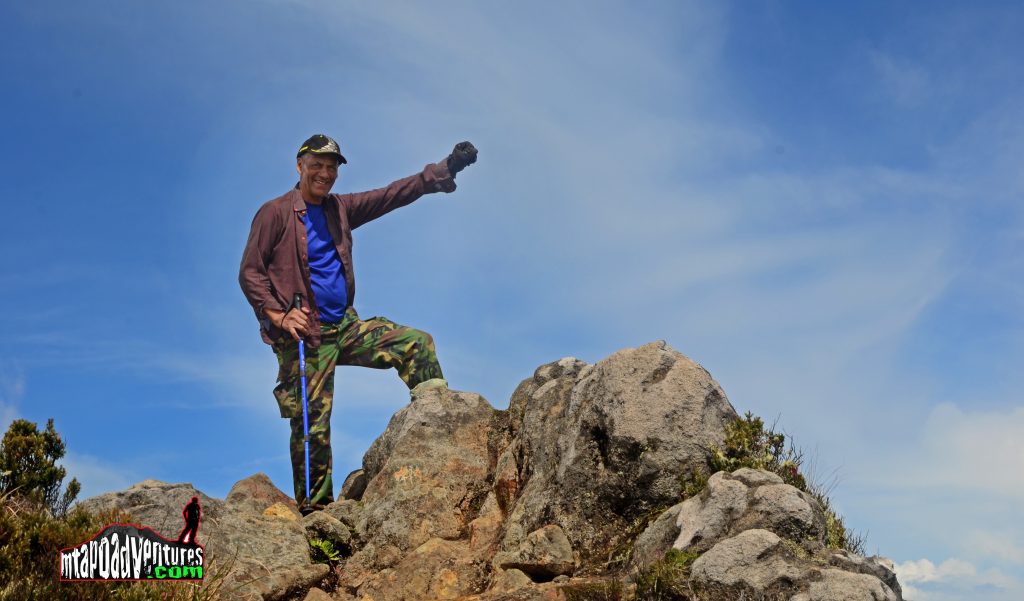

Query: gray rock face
left=804, top=568, right=901, bottom=601
left=302, top=511, right=352, bottom=552
left=354, top=390, right=497, bottom=570
left=829, top=551, right=903, bottom=598
left=630, top=501, right=684, bottom=569
left=496, top=343, right=739, bottom=563
left=323, top=498, right=363, bottom=531
left=226, top=473, right=296, bottom=515
left=667, top=470, right=825, bottom=557
left=494, top=524, right=575, bottom=579
left=674, top=472, right=750, bottom=552
left=339, top=468, right=367, bottom=501
left=691, top=529, right=809, bottom=591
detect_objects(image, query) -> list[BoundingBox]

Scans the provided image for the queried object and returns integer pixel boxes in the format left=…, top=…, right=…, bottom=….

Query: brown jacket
left=239, top=161, right=455, bottom=347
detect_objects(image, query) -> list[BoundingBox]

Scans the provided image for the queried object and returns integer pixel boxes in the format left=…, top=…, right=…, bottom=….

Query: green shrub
left=0, top=418, right=80, bottom=516
left=710, top=412, right=806, bottom=491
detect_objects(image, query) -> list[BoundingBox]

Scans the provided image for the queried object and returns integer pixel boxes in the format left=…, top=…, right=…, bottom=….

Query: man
left=239, top=134, right=477, bottom=512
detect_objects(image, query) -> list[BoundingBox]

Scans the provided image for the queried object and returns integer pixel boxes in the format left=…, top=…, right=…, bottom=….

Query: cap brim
left=301, top=149, right=348, bottom=164
left=299, top=151, right=350, bottom=165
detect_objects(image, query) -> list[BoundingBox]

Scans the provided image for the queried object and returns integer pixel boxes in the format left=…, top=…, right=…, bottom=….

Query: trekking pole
left=291, top=293, right=312, bottom=509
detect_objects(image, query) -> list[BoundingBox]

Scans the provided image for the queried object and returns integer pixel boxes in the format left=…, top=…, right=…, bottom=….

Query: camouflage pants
left=272, top=307, right=443, bottom=507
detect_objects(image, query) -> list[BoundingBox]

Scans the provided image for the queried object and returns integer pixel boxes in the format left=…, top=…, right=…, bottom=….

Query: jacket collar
left=288, top=187, right=333, bottom=213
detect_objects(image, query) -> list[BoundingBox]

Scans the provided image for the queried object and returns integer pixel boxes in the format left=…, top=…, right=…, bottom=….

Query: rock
left=340, top=469, right=367, bottom=501
left=226, top=472, right=296, bottom=515
left=731, top=467, right=784, bottom=487
left=352, top=537, right=489, bottom=600
left=667, top=469, right=828, bottom=556
left=264, top=501, right=301, bottom=521
left=302, top=588, right=334, bottom=601
left=674, top=472, right=750, bottom=552
left=79, top=478, right=329, bottom=601
left=690, top=529, right=808, bottom=593
left=805, top=568, right=900, bottom=601
left=495, top=524, right=575, bottom=579
left=303, top=511, right=352, bottom=551
left=489, top=568, right=535, bottom=592
left=468, top=492, right=505, bottom=552
left=747, top=483, right=825, bottom=544
left=631, top=502, right=684, bottom=570
left=497, top=342, right=739, bottom=564
left=340, top=388, right=498, bottom=593
left=829, top=551, right=903, bottom=598
left=323, top=499, right=363, bottom=530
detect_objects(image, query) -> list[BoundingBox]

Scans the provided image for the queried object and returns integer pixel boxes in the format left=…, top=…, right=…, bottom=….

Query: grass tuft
left=633, top=548, right=699, bottom=601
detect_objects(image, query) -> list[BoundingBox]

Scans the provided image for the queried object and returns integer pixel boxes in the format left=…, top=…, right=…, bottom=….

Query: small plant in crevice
left=606, top=504, right=672, bottom=570
left=679, top=466, right=708, bottom=501
left=633, top=548, right=699, bottom=601
left=308, top=538, right=342, bottom=564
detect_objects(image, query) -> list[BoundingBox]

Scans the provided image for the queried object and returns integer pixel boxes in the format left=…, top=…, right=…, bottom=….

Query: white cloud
left=898, top=558, right=983, bottom=584
left=896, top=557, right=1019, bottom=601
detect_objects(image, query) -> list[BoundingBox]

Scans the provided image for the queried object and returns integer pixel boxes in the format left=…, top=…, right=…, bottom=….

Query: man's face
left=297, top=154, right=339, bottom=201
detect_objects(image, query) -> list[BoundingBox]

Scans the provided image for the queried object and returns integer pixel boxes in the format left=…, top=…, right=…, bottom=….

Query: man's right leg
left=273, top=333, right=341, bottom=509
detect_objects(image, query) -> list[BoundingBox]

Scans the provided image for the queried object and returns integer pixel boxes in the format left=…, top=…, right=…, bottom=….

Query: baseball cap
left=297, top=134, right=348, bottom=164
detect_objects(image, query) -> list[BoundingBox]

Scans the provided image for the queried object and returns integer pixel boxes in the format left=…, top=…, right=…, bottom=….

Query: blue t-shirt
left=303, top=202, right=347, bottom=323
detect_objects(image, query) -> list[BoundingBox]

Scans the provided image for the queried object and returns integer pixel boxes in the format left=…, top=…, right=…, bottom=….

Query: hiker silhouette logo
left=59, top=498, right=205, bottom=581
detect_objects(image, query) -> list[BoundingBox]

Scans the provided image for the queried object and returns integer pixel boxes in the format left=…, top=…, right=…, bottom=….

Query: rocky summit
left=79, top=341, right=903, bottom=600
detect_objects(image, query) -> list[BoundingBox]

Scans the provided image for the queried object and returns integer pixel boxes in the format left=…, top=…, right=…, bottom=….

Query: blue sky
left=2, top=2, right=1022, bottom=599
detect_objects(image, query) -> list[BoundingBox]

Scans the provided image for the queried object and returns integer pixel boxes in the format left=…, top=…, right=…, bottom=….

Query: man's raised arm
left=344, top=142, right=478, bottom=230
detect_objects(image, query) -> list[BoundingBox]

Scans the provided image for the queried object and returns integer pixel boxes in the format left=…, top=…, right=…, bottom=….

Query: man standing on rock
left=239, top=134, right=478, bottom=513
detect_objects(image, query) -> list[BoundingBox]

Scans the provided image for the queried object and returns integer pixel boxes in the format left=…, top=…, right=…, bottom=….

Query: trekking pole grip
left=291, top=293, right=303, bottom=311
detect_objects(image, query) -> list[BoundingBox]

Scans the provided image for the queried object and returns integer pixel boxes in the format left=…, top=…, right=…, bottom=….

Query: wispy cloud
left=897, top=557, right=1019, bottom=601
left=869, top=50, right=932, bottom=108
left=966, top=531, right=1024, bottom=567
left=890, top=403, right=1024, bottom=500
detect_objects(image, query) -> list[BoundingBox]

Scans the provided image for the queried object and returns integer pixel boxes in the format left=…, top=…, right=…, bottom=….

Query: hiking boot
left=299, top=503, right=327, bottom=517
left=410, top=378, right=448, bottom=400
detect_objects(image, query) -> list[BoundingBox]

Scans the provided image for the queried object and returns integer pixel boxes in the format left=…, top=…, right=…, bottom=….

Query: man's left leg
left=335, top=309, right=445, bottom=395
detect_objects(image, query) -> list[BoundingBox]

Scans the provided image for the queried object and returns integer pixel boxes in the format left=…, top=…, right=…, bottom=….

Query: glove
left=446, top=141, right=478, bottom=176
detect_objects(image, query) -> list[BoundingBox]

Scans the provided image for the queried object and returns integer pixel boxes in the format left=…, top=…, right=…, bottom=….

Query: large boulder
left=338, top=388, right=501, bottom=597
left=494, top=342, right=739, bottom=565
